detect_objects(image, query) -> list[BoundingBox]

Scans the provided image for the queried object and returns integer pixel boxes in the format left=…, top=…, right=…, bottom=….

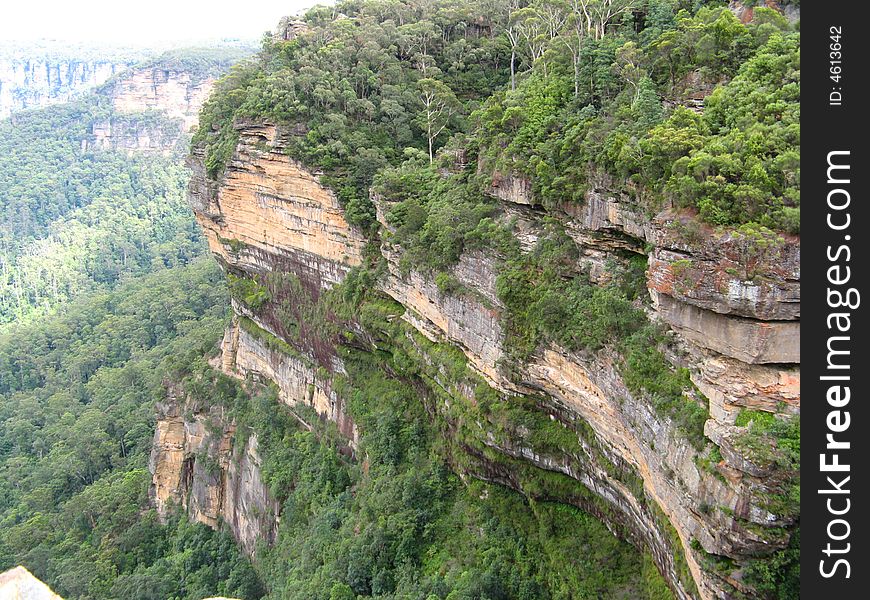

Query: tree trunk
left=574, top=54, right=580, bottom=97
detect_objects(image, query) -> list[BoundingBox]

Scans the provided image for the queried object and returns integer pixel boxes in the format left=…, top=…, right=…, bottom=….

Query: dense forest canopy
left=0, top=47, right=265, bottom=598
left=196, top=0, right=799, bottom=235
left=0, top=259, right=265, bottom=599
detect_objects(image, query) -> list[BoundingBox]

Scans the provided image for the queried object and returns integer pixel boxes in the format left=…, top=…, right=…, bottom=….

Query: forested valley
left=0, top=47, right=264, bottom=598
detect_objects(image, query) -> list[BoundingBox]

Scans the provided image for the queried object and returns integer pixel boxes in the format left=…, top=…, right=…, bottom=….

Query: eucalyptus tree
left=417, top=77, right=461, bottom=162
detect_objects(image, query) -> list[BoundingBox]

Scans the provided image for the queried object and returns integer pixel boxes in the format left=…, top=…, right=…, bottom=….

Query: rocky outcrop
left=729, top=1, right=800, bottom=25
left=178, top=122, right=370, bottom=553
left=189, top=122, right=366, bottom=286
left=84, top=114, right=186, bottom=154
left=486, top=170, right=535, bottom=206
left=149, top=384, right=279, bottom=554
left=478, top=172, right=801, bottom=419
left=273, top=17, right=309, bottom=42
left=219, top=314, right=358, bottom=444
left=0, top=567, right=63, bottom=600
left=375, top=236, right=794, bottom=599
left=187, top=124, right=799, bottom=598
left=82, top=66, right=217, bottom=154
left=106, top=66, right=216, bottom=132
left=380, top=248, right=504, bottom=384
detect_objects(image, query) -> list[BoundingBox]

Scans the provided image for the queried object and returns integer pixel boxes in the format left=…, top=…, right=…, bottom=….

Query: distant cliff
left=0, top=43, right=252, bottom=122
left=83, top=47, right=252, bottom=154
left=82, top=66, right=217, bottom=155
left=0, top=43, right=143, bottom=118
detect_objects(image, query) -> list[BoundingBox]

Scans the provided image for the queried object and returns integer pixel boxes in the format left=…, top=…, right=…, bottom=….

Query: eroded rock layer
left=108, top=67, right=215, bottom=131
left=0, top=56, right=130, bottom=118
left=187, top=124, right=799, bottom=600
left=189, top=123, right=366, bottom=286
left=149, top=384, right=279, bottom=554
left=83, top=67, right=217, bottom=154
left=219, top=312, right=359, bottom=444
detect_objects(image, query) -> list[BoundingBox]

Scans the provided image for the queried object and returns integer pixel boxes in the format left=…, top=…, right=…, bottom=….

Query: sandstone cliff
left=187, top=122, right=799, bottom=599
left=149, top=382, right=279, bottom=554
left=377, top=176, right=799, bottom=599
left=185, top=122, right=365, bottom=443
left=106, top=66, right=216, bottom=132
left=83, top=66, right=217, bottom=154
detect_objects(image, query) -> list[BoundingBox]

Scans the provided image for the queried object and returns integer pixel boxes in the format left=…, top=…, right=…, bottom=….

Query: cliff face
left=149, top=383, right=279, bottom=554
left=107, top=67, right=216, bottom=132
left=189, top=123, right=366, bottom=283
left=376, top=181, right=799, bottom=599
left=186, top=122, right=365, bottom=440
left=0, top=57, right=131, bottom=119
left=187, top=123, right=799, bottom=599
left=83, top=67, right=216, bottom=154
left=219, top=314, right=359, bottom=444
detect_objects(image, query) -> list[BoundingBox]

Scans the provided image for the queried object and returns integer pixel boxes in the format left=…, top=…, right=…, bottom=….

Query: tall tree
left=416, top=78, right=461, bottom=162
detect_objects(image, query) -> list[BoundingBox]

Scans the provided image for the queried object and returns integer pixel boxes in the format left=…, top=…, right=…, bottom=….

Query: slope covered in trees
left=0, top=47, right=266, bottom=598
left=196, top=0, right=799, bottom=235
left=0, top=46, right=251, bottom=325
left=0, top=259, right=264, bottom=599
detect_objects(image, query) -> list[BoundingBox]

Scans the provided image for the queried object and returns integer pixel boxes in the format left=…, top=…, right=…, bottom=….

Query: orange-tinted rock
left=149, top=385, right=279, bottom=554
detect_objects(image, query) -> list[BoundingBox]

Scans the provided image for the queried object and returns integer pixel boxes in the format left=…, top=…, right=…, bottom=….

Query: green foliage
left=0, top=259, right=262, bottom=598
left=470, top=5, right=798, bottom=230
left=649, top=7, right=760, bottom=87
left=490, top=225, right=707, bottom=448
left=132, top=46, right=256, bottom=84
left=227, top=273, right=272, bottom=310
left=660, top=33, right=800, bottom=231
left=743, top=527, right=800, bottom=600
left=733, top=410, right=800, bottom=521
left=379, top=162, right=500, bottom=274
left=193, top=0, right=511, bottom=231
left=734, top=411, right=799, bottom=469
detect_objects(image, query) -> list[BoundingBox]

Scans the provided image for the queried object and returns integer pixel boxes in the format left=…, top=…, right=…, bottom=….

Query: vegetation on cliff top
left=195, top=0, right=799, bottom=234
left=132, top=46, right=256, bottom=84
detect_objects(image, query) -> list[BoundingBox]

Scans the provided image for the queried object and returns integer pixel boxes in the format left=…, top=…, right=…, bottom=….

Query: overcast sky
left=1, top=0, right=322, bottom=44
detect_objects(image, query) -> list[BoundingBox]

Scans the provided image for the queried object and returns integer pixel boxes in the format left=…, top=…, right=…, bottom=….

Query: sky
left=0, top=0, right=323, bottom=44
